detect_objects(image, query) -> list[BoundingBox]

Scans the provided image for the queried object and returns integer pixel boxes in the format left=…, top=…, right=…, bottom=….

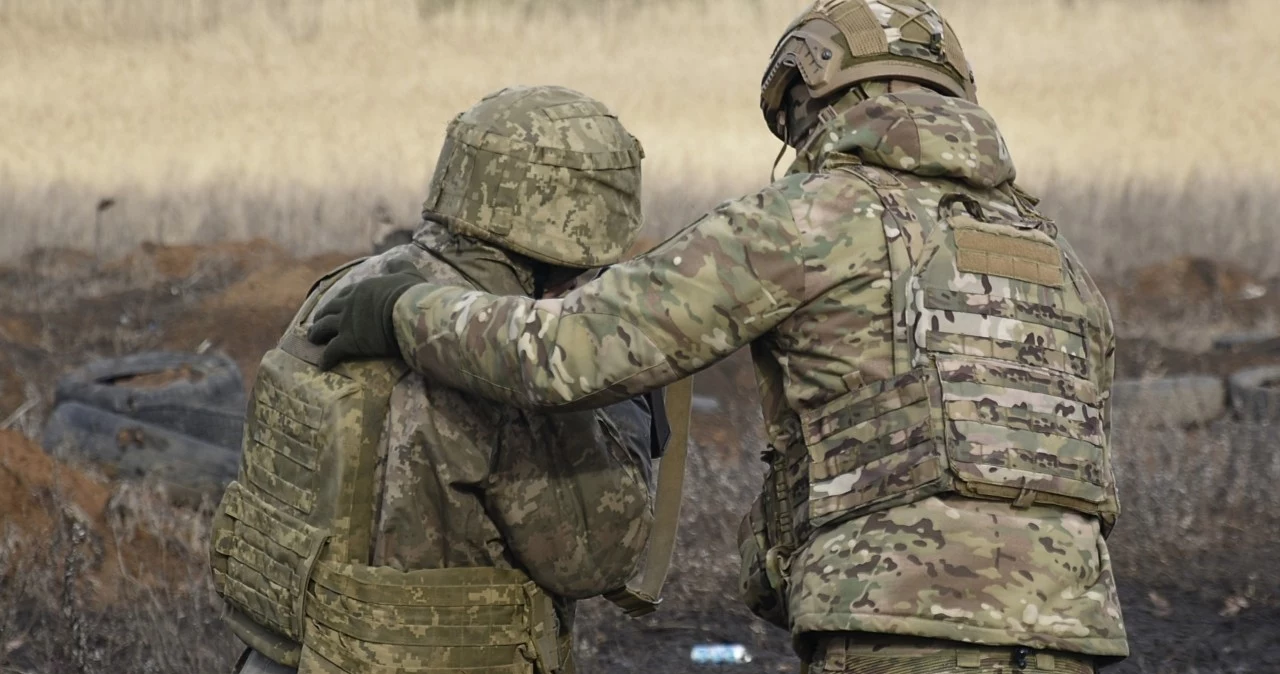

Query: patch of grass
left=1110, top=419, right=1280, bottom=604
left=2, top=0, right=1277, bottom=272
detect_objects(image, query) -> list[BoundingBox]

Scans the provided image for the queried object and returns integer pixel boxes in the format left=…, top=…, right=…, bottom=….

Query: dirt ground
left=0, top=430, right=199, bottom=606
left=1099, top=256, right=1280, bottom=380
left=1, top=243, right=1279, bottom=672
left=573, top=585, right=1280, bottom=674
left=0, top=240, right=350, bottom=430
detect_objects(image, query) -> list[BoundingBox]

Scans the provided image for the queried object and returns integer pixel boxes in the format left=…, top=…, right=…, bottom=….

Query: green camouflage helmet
left=422, top=85, right=645, bottom=269
left=761, top=0, right=977, bottom=142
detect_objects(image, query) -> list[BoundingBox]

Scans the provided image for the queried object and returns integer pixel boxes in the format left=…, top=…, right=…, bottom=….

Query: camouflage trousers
left=806, top=635, right=1096, bottom=674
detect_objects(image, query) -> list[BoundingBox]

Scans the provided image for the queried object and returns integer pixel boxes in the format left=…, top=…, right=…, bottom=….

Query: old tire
left=1111, top=376, right=1227, bottom=429
left=40, top=401, right=240, bottom=496
left=1228, top=365, right=1280, bottom=423
left=1212, top=331, right=1280, bottom=352
left=54, top=351, right=245, bottom=448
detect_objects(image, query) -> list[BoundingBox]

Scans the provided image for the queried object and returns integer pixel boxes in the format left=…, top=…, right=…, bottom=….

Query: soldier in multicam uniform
left=311, top=2, right=1131, bottom=672
left=213, top=85, right=662, bottom=674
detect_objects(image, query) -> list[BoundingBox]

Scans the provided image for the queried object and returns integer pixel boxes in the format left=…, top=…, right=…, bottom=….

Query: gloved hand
left=306, top=260, right=426, bottom=371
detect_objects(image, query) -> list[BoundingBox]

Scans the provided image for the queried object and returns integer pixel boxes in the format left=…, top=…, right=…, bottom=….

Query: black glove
left=306, top=260, right=425, bottom=371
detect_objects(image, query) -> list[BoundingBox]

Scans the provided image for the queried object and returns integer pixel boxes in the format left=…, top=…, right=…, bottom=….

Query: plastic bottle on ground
left=690, top=644, right=753, bottom=665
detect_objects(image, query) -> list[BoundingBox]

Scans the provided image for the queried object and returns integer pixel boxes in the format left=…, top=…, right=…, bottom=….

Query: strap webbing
left=279, top=333, right=326, bottom=368
left=276, top=257, right=369, bottom=365
left=605, top=376, right=694, bottom=618
left=846, top=167, right=920, bottom=376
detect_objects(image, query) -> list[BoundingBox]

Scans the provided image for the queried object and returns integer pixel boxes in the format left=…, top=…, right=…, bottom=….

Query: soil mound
left=206, top=254, right=351, bottom=311
left=1132, top=255, right=1267, bottom=305
left=0, top=430, right=200, bottom=607
left=163, top=251, right=352, bottom=385
left=0, top=429, right=111, bottom=539
left=0, top=241, right=360, bottom=419
left=1105, top=255, right=1275, bottom=331
left=109, top=239, right=289, bottom=281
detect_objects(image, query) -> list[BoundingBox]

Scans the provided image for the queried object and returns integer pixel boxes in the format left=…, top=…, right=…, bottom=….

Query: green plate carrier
left=211, top=261, right=566, bottom=674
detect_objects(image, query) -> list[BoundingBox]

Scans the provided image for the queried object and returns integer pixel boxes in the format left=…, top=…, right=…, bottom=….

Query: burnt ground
left=1, top=245, right=1279, bottom=673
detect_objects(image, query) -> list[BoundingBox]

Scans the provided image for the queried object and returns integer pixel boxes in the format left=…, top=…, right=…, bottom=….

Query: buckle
left=603, top=588, right=661, bottom=618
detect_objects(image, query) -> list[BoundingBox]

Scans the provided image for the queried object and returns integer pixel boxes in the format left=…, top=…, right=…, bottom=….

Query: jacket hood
left=788, top=89, right=1016, bottom=190
left=412, top=219, right=536, bottom=296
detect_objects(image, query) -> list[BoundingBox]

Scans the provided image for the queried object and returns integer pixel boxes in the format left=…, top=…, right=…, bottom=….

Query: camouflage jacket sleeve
left=391, top=188, right=807, bottom=411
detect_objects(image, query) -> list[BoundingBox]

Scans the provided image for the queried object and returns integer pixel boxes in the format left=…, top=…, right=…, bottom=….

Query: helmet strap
left=770, top=140, right=789, bottom=183
left=771, top=110, right=791, bottom=182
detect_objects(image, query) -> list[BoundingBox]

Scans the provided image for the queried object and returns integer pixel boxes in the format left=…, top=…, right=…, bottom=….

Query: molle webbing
left=299, top=564, right=561, bottom=674
left=827, top=2, right=889, bottom=57
left=812, top=635, right=1096, bottom=674
left=212, top=481, right=329, bottom=645
left=797, top=168, right=1117, bottom=535
left=216, top=260, right=568, bottom=673
left=215, top=504, right=561, bottom=672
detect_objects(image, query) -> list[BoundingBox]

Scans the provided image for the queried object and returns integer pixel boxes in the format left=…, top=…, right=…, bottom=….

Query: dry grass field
left=2, top=0, right=1278, bottom=273
left=3, top=1, right=1280, bottom=673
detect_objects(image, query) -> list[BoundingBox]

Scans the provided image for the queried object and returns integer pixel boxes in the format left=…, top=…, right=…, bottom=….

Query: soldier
left=310, top=2, right=1130, bottom=672
left=213, top=85, right=666, bottom=674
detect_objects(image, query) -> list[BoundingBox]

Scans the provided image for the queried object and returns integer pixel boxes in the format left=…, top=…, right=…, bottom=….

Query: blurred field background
left=2, top=0, right=1278, bottom=275
left=3, top=1, right=1280, bottom=672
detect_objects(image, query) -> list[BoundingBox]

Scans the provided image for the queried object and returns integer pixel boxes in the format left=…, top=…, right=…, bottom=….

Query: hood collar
left=788, top=89, right=1016, bottom=190
left=412, top=219, right=536, bottom=296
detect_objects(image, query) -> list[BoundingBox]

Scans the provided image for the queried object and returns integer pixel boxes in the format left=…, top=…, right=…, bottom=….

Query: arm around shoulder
left=390, top=187, right=807, bottom=411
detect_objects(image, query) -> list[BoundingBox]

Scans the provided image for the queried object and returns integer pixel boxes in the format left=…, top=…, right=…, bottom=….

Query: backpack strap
left=839, top=164, right=924, bottom=376
left=277, top=257, right=369, bottom=366
left=604, top=375, right=694, bottom=618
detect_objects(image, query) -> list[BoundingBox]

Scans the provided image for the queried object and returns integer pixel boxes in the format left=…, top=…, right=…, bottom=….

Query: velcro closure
left=827, top=1, right=888, bottom=57
left=954, top=227, right=1064, bottom=288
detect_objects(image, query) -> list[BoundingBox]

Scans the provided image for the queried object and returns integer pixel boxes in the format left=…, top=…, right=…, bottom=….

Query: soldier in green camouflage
left=311, top=2, right=1130, bottom=672
left=219, top=85, right=660, bottom=674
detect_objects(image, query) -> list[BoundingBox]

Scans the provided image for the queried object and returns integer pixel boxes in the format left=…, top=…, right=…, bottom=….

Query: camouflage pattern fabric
left=424, top=85, right=645, bottom=269
left=212, top=256, right=412, bottom=666
left=320, top=222, right=654, bottom=598
left=216, top=84, right=655, bottom=674
left=386, top=90, right=1128, bottom=659
left=761, top=0, right=976, bottom=142
left=793, top=93, right=1120, bottom=537
left=807, top=634, right=1097, bottom=673
left=218, top=220, right=655, bottom=674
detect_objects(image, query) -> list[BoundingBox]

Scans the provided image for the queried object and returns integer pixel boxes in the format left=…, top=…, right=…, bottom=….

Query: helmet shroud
left=761, top=0, right=977, bottom=142
left=423, top=85, right=645, bottom=269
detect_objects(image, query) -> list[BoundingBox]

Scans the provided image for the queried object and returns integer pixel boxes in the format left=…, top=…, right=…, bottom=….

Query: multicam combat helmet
left=761, top=0, right=977, bottom=143
left=422, top=85, right=645, bottom=269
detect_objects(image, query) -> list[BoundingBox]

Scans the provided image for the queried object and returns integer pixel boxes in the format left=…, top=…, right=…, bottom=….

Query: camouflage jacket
left=390, top=91, right=1128, bottom=657
left=306, top=221, right=655, bottom=603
